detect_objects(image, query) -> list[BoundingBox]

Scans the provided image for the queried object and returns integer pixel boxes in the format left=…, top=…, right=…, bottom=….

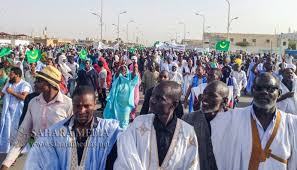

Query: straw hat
left=36, top=66, right=62, bottom=90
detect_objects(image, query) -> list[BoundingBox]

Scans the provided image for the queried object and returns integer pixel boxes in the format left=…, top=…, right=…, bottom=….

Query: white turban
left=286, top=64, right=296, bottom=72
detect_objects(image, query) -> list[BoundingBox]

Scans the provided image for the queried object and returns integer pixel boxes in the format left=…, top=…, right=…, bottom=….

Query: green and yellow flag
left=0, top=48, right=11, bottom=58
left=215, top=40, right=230, bottom=51
left=79, top=49, right=87, bottom=60
left=26, top=49, right=42, bottom=63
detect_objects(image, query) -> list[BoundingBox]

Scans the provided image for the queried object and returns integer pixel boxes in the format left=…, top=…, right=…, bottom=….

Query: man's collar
left=153, top=114, right=177, bottom=131
left=251, top=105, right=277, bottom=128
left=39, top=91, right=64, bottom=104
left=63, top=116, right=98, bottom=130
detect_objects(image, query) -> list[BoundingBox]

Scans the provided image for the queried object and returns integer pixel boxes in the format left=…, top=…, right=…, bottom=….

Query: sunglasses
left=253, top=85, right=278, bottom=93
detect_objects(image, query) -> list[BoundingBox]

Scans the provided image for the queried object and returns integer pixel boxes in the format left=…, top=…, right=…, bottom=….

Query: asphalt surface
left=0, top=94, right=252, bottom=169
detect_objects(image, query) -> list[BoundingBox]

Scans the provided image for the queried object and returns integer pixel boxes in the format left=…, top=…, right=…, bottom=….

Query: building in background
left=33, top=38, right=74, bottom=46
left=203, top=32, right=289, bottom=54
left=181, top=39, right=203, bottom=49
left=0, top=32, right=33, bottom=46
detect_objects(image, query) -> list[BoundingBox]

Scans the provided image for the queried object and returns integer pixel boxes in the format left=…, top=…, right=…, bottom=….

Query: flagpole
left=117, top=11, right=127, bottom=42
left=194, top=12, right=206, bottom=48
left=127, top=20, right=135, bottom=43
left=225, top=0, right=230, bottom=40
left=100, top=0, right=103, bottom=41
left=178, top=22, right=186, bottom=44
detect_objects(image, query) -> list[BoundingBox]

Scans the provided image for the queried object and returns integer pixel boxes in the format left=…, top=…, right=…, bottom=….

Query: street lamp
left=126, top=20, right=135, bottom=43
left=117, top=11, right=127, bottom=41
left=225, top=0, right=238, bottom=40
left=225, top=0, right=230, bottom=39
left=194, top=12, right=206, bottom=48
left=90, top=11, right=102, bottom=41
left=231, top=17, right=239, bottom=24
left=89, top=0, right=103, bottom=41
left=178, top=22, right=186, bottom=44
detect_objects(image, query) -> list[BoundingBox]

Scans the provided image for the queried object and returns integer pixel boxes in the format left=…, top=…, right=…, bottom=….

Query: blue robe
left=189, top=75, right=207, bottom=113
left=0, top=80, right=31, bottom=153
left=103, top=71, right=139, bottom=129
left=246, top=62, right=255, bottom=94
left=24, top=117, right=121, bottom=170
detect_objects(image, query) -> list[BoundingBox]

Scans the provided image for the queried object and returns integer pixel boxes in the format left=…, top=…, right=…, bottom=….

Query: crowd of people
left=0, top=43, right=296, bottom=169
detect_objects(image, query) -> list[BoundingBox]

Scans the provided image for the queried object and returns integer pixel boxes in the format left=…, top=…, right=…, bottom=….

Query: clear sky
left=1, top=0, right=297, bottom=45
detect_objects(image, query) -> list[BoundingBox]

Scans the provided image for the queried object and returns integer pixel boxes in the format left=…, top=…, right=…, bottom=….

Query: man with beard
left=183, top=81, right=229, bottom=170
left=23, top=86, right=121, bottom=169
left=277, top=65, right=297, bottom=115
left=0, top=66, right=72, bottom=169
left=0, top=67, right=31, bottom=153
left=114, top=81, right=199, bottom=169
left=212, top=73, right=297, bottom=169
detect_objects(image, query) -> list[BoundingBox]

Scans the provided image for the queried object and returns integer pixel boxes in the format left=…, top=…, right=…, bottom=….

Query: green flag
left=0, top=48, right=11, bottom=58
left=136, top=45, right=145, bottom=51
left=154, top=41, right=160, bottom=47
left=216, top=40, right=230, bottom=51
left=129, top=47, right=136, bottom=54
left=26, top=50, right=42, bottom=63
left=79, top=49, right=87, bottom=60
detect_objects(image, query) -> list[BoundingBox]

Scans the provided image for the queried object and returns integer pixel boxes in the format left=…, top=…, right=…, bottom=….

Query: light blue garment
left=24, top=117, right=121, bottom=170
left=0, top=80, right=31, bottom=153
left=103, top=69, right=139, bottom=129
left=246, top=62, right=256, bottom=94
left=189, top=75, right=207, bottom=113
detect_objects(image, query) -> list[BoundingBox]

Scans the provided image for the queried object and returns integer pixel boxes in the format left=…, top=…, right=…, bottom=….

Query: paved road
left=0, top=94, right=252, bottom=169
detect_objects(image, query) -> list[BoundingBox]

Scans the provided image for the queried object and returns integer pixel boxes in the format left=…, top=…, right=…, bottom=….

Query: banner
left=26, top=49, right=42, bottom=63
left=216, top=40, right=230, bottom=51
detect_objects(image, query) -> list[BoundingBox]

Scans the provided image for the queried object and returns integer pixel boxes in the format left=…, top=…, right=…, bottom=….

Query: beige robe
left=114, top=114, right=199, bottom=170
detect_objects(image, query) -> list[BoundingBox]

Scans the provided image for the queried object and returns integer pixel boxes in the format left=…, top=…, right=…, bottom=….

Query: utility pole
left=225, top=0, right=238, bottom=40
left=179, top=22, right=186, bottom=44
left=100, top=0, right=103, bottom=41
left=117, top=11, right=127, bottom=41
left=226, top=0, right=230, bottom=39
left=126, top=20, right=134, bottom=43
left=194, top=12, right=205, bottom=48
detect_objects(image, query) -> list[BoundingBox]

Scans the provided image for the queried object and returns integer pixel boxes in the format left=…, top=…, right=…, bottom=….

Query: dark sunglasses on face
left=253, top=85, right=278, bottom=93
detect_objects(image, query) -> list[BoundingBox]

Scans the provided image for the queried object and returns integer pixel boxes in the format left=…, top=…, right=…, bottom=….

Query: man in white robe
left=212, top=73, right=297, bottom=170
left=277, top=67, right=297, bottom=114
left=114, top=81, right=199, bottom=169
left=169, top=63, right=183, bottom=85
left=182, top=59, right=195, bottom=97
left=232, top=63, right=247, bottom=97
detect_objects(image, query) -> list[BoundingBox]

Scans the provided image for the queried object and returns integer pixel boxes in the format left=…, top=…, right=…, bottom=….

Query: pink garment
left=129, top=63, right=141, bottom=120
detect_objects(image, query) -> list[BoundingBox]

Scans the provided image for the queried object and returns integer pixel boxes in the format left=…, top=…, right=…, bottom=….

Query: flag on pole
left=26, top=49, right=42, bottom=63
left=0, top=48, right=11, bottom=58
left=215, top=40, right=230, bottom=51
left=79, top=49, right=87, bottom=60
left=129, top=47, right=136, bottom=54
